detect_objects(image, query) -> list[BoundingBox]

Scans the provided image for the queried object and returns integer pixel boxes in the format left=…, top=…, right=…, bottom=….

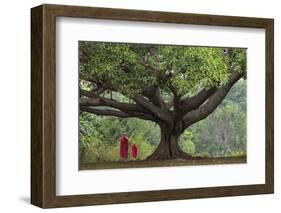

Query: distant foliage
left=129, top=133, right=155, bottom=160
left=79, top=112, right=159, bottom=163
left=179, top=131, right=196, bottom=155
left=180, top=80, right=247, bottom=157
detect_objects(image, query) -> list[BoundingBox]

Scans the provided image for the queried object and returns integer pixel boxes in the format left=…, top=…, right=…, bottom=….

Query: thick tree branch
left=80, top=106, right=154, bottom=121
left=80, top=62, right=173, bottom=122
left=182, top=71, right=245, bottom=130
left=80, top=96, right=149, bottom=114
left=81, top=79, right=172, bottom=123
left=80, top=85, right=159, bottom=121
left=80, top=88, right=97, bottom=98
left=142, top=86, right=168, bottom=111
left=134, top=94, right=172, bottom=123
left=80, top=79, right=169, bottom=122
left=179, top=87, right=218, bottom=116
left=80, top=106, right=130, bottom=117
left=80, top=86, right=105, bottom=98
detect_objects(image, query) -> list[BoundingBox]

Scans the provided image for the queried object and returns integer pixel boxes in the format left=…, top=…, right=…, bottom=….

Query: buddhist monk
left=132, top=143, right=138, bottom=160
left=119, top=134, right=129, bottom=161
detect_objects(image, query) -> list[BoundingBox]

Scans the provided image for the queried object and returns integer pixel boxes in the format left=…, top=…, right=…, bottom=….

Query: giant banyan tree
left=79, top=42, right=246, bottom=160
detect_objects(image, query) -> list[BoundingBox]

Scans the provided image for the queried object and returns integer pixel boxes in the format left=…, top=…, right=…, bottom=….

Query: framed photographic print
left=31, top=4, right=274, bottom=208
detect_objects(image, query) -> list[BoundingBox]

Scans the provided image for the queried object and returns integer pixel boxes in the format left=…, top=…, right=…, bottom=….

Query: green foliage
left=150, top=46, right=230, bottom=95
left=79, top=42, right=246, bottom=97
left=187, top=96, right=246, bottom=157
left=79, top=113, right=159, bottom=163
left=80, top=42, right=156, bottom=97
left=228, top=48, right=247, bottom=73
left=129, top=133, right=156, bottom=160
left=177, top=79, right=246, bottom=158
left=179, top=131, right=196, bottom=155
left=223, top=79, right=246, bottom=111
left=80, top=135, right=117, bottom=163
left=180, top=140, right=196, bottom=156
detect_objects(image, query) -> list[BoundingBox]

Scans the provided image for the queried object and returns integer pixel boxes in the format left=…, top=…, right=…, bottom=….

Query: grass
left=79, top=156, right=246, bottom=170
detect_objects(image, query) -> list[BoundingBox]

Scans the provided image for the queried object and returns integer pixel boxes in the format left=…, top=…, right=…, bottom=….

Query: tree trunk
left=147, top=124, right=192, bottom=160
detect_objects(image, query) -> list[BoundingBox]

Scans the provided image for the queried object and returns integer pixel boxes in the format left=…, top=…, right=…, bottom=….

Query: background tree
left=79, top=42, right=246, bottom=160
left=190, top=103, right=246, bottom=157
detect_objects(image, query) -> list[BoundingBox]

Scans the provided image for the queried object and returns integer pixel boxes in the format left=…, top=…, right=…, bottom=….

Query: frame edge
left=265, top=19, right=274, bottom=194
left=31, top=5, right=44, bottom=208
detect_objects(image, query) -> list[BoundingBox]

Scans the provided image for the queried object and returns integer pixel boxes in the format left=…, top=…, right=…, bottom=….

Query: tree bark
left=147, top=124, right=192, bottom=160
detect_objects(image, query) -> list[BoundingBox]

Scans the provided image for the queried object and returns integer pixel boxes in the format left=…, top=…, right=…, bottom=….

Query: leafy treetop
left=79, top=42, right=246, bottom=99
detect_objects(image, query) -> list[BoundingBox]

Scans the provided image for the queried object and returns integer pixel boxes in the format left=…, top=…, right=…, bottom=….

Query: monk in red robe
left=119, top=134, right=129, bottom=160
left=132, top=143, right=138, bottom=160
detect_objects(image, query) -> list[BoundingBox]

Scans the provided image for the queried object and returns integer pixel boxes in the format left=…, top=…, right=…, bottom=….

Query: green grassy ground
left=79, top=156, right=246, bottom=170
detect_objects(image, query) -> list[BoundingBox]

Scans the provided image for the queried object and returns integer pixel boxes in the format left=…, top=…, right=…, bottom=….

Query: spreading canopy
left=79, top=41, right=246, bottom=160
left=79, top=42, right=246, bottom=124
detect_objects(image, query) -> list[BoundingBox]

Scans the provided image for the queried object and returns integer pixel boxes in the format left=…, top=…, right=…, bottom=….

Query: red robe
left=132, top=144, right=138, bottom=159
left=120, top=136, right=128, bottom=159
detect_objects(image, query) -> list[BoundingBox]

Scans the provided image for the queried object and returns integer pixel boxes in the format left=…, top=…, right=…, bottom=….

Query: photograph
left=30, top=3, right=274, bottom=208
left=79, top=41, right=247, bottom=170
